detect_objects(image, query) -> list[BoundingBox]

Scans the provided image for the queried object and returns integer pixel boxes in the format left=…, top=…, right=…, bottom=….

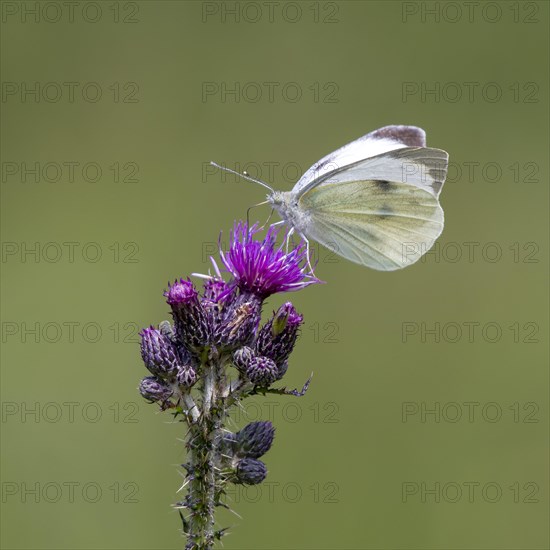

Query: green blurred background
left=1, top=1, right=548, bottom=548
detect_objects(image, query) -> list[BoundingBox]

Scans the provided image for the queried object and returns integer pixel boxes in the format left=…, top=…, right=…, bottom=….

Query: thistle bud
left=216, top=294, right=261, bottom=349
left=236, top=421, right=275, bottom=459
left=176, top=365, right=197, bottom=389
left=276, top=360, right=288, bottom=381
left=202, top=278, right=232, bottom=331
left=140, top=326, right=180, bottom=377
left=232, top=346, right=255, bottom=374
left=245, top=355, right=278, bottom=386
left=139, top=376, right=173, bottom=406
left=256, top=302, right=303, bottom=366
left=235, top=458, right=267, bottom=485
left=202, top=278, right=231, bottom=303
left=271, top=306, right=290, bottom=336
left=165, top=279, right=210, bottom=352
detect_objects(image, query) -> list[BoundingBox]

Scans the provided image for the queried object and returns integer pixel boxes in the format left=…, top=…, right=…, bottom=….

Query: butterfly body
left=268, top=191, right=311, bottom=235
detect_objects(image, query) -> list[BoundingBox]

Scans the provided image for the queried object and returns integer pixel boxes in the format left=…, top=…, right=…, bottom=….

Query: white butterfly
left=212, top=125, right=448, bottom=271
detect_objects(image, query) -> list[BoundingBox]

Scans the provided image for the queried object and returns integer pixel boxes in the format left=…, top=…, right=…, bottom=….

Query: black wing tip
left=367, top=125, right=427, bottom=148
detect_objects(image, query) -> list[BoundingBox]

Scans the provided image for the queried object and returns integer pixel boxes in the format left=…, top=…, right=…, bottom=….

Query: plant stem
left=184, top=360, right=225, bottom=550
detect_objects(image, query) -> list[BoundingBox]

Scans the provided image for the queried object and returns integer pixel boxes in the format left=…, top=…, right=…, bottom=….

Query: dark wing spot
left=375, top=180, right=394, bottom=192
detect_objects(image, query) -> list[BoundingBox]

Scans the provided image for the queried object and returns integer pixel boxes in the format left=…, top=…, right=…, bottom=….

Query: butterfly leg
left=268, top=220, right=285, bottom=236
left=303, top=234, right=316, bottom=274
left=284, top=227, right=295, bottom=253
left=280, top=227, right=316, bottom=274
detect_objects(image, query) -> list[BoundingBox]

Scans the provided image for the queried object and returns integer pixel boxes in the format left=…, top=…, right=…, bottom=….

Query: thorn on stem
left=252, top=372, right=313, bottom=397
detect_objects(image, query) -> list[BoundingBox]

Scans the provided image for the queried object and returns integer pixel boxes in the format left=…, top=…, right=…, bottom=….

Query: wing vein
left=316, top=216, right=402, bottom=268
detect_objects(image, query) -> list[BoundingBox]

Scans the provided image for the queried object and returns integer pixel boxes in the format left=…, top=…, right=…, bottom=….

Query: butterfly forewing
left=293, top=125, right=428, bottom=196
left=299, top=147, right=448, bottom=199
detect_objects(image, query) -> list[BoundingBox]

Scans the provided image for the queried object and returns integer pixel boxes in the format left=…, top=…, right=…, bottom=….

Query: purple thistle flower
left=165, top=277, right=198, bottom=306
left=218, top=222, right=321, bottom=299
left=138, top=220, right=317, bottom=544
left=165, top=279, right=210, bottom=352
left=202, top=277, right=231, bottom=304
left=256, top=302, right=303, bottom=367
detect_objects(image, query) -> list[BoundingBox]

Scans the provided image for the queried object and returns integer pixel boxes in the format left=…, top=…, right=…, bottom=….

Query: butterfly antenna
left=210, top=161, right=274, bottom=192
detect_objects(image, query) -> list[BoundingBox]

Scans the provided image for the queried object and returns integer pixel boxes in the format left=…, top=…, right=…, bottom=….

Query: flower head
left=256, top=302, right=303, bottom=367
left=215, top=294, right=261, bottom=349
left=139, top=376, right=174, bottom=407
left=235, top=458, right=268, bottom=485
left=165, top=279, right=210, bottom=352
left=245, top=355, right=278, bottom=386
left=140, top=326, right=181, bottom=377
left=232, top=346, right=255, bottom=373
left=202, top=278, right=231, bottom=303
left=219, top=222, right=320, bottom=299
left=165, top=278, right=198, bottom=306
left=137, top=220, right=318, bottom=541
left=236, top=421, right=275, bottom=459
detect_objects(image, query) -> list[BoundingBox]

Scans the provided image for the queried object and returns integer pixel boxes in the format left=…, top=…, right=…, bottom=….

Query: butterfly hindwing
left=298, top=179, right=444, bottom=270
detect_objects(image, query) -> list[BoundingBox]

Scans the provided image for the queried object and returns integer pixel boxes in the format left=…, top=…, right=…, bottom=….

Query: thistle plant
left=138, top=222, right=320, bottom=549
